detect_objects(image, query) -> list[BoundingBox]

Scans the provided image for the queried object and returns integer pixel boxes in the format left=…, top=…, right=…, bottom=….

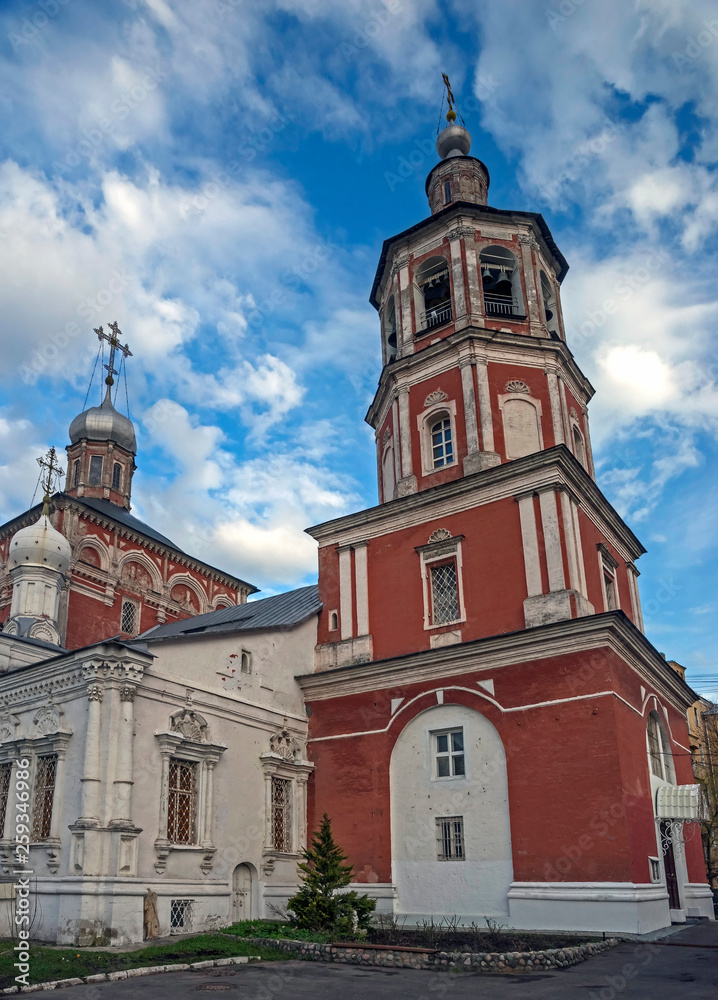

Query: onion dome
left=436, top=124, right=472, bottom=160
left=69, top=386, right=137, bottom=455
left=9, top=512, right=71, bottom=575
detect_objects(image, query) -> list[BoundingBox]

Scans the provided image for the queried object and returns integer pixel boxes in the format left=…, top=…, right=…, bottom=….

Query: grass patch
left=222, top=920, right=332, bottom=944
left=0, top=933, right=285, bottom=988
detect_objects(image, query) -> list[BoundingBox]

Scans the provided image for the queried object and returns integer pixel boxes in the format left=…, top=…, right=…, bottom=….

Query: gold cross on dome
left=37, top=446, right=64, bottom=503
left=442, top=72, right=457, bottom=122
left=94, top=321, right=132, bottom=387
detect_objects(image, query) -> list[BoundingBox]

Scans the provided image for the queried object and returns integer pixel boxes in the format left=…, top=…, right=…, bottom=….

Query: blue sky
left=0, top=1, right=716, bottom=695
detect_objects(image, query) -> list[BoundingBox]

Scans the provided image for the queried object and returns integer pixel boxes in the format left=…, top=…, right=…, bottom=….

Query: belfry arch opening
left=480, top=246, right=523, bottom=318
left=540, top=270, right=560, bottom=339
left=415, top=256, right=452, bottom=331
left=384, top=296, right=398, bottom=362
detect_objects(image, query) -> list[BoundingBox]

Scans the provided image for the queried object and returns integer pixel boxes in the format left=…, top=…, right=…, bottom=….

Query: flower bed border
left=238, top=935, right=620, bottom=973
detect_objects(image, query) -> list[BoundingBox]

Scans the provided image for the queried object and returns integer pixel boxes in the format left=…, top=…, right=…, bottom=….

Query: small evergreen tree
left=288, top=814, right=376, bottom=933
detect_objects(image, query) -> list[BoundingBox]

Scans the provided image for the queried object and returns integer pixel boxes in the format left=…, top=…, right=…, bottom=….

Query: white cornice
left=297, top=612, right=697, bottom=714
left=306, top=446, right=644, bottom=564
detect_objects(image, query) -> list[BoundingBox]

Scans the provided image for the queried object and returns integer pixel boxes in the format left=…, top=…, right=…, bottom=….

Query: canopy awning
left=656, top=784, right=702, bottom=821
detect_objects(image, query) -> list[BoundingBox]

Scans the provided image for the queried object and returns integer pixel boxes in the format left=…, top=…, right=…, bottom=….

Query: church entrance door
left=231, top=863, right=253, bottom=921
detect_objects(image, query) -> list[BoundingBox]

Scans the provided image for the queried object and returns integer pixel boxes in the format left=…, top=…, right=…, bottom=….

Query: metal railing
left=484, top=293, right=520, bottom=317
left=421, top=302, right=453, bottom=330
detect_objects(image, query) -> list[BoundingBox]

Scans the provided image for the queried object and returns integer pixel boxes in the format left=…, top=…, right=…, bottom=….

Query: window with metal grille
left=436, top=816, right=464, bottom=861
left=170, top=898, right=193, bottom=933
left=112, top=462, right=122, bottom=491
left=121, top=599, right=138, bottom=635
left=434, top=729, right=465, bottom=778
left=167, top=759, right=197, bottom=844
left=88, top=455, right=103, bottom=485
left=0, top=762, right=11, bottom=837
left=430, top=561, right=459, bottom=624
left=31, top=755, right=57, bottom=842
left=271, top=776, right=292, bottom=852
left=430, top=417, right=454, bottom=468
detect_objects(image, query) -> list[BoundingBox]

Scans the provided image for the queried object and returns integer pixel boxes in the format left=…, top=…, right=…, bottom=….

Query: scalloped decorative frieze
left=505, top=380, right=530, bottom=394
left=428, top=528, right=452, bottom=543
left=424, top=389, right=448, bottom=407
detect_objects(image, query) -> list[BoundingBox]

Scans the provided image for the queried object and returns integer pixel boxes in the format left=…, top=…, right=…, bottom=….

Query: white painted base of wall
left=348, top=882, right=395, bottom=916
left=394, top=861, right=513, bottom=920
left=507, top=882, right=675, bottom=934
left=684, top=882, right=715, bottom=920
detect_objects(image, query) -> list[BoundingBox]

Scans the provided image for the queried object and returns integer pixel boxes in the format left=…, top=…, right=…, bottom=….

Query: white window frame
left=648, top=857, right=661, bottom=883
left=436, top=815, right=465, bottom=861
left=260, top=733, right=313, bottom=865
left=433, top=728, right=466, bottom=780
left=416, top=531, right=466, bottom=631
left=120, top=597, right=141, bottom=636
left=597, top=543, right=620, bottom=612
left=417, top=399, right=458, bottom=477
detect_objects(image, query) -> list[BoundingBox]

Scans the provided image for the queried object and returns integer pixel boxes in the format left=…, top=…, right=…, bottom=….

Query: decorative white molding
left=428, top=528, right=452, bottom=543
left=170, top=708, right=211, bottom=743
left=269, top=725, right=302, bottom=762
left=505, top=379, right=530, bottom=394
left=423, top=389, right=448, bottom=407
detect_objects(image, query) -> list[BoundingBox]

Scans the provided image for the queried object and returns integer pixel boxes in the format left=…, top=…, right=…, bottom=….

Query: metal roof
left=136, top=584, right=321, bottom=641
left=76, top=496, right=180, bottom=549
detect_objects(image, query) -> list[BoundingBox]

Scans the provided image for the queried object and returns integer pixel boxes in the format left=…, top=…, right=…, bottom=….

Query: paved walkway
left=27, top=922, right=718, bottom=1000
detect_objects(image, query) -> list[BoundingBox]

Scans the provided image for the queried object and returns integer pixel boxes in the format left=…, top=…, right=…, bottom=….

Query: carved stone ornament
left=170, top=709, right=209, bottom=742
left=32, top=705, right=63, bottom=736
left=86, top=683, right=104, bottom=703
left=428, top=528, right=452, bottom=544
left=518, top=233, right=540, bottom=250
left=505, top=380, right=530, bottom=394
left=120, top=685, right=136, bottom=703
left=390, top=254, right=410, bottom=276
left=382, top=426, right=392, bottom=447
left=570, top=406, right=579, bottom=422
left=0, top=711, right=19, bottom=744
left=423, top=389, right=448, bottom=408
left=270, top=726, right=301, bottom=761
left=447, top=225, right=475, bottom=242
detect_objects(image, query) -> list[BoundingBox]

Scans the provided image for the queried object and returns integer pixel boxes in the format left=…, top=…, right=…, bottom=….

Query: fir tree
left=288, top=814, right=376, bottom=933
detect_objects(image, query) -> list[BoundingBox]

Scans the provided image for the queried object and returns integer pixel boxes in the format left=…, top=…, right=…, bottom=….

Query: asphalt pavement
left=24, top=921, right=718, bottom=1000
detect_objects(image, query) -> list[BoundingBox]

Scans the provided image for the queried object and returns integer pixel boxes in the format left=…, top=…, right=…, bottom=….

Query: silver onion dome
left=436, top=124, right=472, bottom=160
left=9, top=512, right=72, bottom=574
left=69, top=386, right=137, bottom=454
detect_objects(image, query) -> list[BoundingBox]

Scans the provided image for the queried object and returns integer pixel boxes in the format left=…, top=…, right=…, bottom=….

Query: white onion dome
left=9, top=513, right=71, bottom=574
left=436, top=124, right=472, bottom=159
left=69, top=387, right=137, bottom=455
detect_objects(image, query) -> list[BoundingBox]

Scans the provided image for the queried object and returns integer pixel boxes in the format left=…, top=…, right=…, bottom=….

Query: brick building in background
left=0, top=339, right=255, bottom=650
left=299, top=117, right=712, bottom=933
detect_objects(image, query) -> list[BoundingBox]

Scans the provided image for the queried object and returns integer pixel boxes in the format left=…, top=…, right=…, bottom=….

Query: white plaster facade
left=0, top=594, right=318, bottom=945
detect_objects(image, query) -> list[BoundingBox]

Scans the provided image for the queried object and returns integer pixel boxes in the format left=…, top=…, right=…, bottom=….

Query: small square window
left=170, top=898, right=193, bottom=933
left=649, top=857, right=661, bottom=883
left=436, top=816, right=464, bottom=861
left=434, top=729, right=465, bottom=778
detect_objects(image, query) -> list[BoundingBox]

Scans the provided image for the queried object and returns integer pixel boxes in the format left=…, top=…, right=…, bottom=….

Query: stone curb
left=2, top=954, right=262, bottom=993
left=239, top=935, right=622, bottom=973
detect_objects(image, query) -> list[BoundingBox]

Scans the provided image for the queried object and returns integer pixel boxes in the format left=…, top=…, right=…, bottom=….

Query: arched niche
left=389, top=701, right=513, bottom=920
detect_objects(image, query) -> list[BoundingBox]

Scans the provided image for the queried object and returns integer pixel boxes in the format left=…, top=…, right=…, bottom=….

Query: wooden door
left=660, top=821, right=681, bottom=910
left=231, top=864, right=252, bottom=921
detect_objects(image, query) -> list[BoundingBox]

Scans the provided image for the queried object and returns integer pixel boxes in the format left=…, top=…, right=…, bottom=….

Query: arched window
left=540, top=270, right=560, bottom=339
left=647, top=711, right=675, bottom=782
left=384, top=296, right=398, bottom=363
left=572, top=424, right=587, bottom=470
left=480, top=246, right=523, bottom=317
left=112, top=462, right=122, bottom=491
left=430, top=415, right=454, bottom=469
left=382, top=441, right=396, bottom=502
left=329, top=610, right=338, bottom=632
left=415, top=256, right=452, bottom=331
left=73, top=460, right=80, bottom=486
left=443, top=180, right=452, bottom=205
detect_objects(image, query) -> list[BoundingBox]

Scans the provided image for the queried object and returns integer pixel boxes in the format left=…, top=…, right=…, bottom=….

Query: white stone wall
left=389, top=703, right=514, bottom=921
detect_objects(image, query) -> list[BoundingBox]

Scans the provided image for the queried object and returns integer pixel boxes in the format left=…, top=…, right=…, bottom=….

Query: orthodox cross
left=442, top=72, right=457, bottom=122
left=94, top=321, right=132, bottom=388
left=37, top=447, right=64, bottom=506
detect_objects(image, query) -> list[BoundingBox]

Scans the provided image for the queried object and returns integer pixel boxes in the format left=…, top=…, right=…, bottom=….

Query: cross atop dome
left=95, top=321, right=132, bottom=389
left=37, top=447, right=64, bottom=511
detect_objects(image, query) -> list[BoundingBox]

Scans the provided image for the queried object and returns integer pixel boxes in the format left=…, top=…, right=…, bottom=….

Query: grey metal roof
left=136, top=584, right=321, bottom=641
left=76, top=496, right=180, bottom=549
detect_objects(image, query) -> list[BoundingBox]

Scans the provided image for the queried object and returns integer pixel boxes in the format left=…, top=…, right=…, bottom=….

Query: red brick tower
left=299, top=109, right=712, bottom=932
